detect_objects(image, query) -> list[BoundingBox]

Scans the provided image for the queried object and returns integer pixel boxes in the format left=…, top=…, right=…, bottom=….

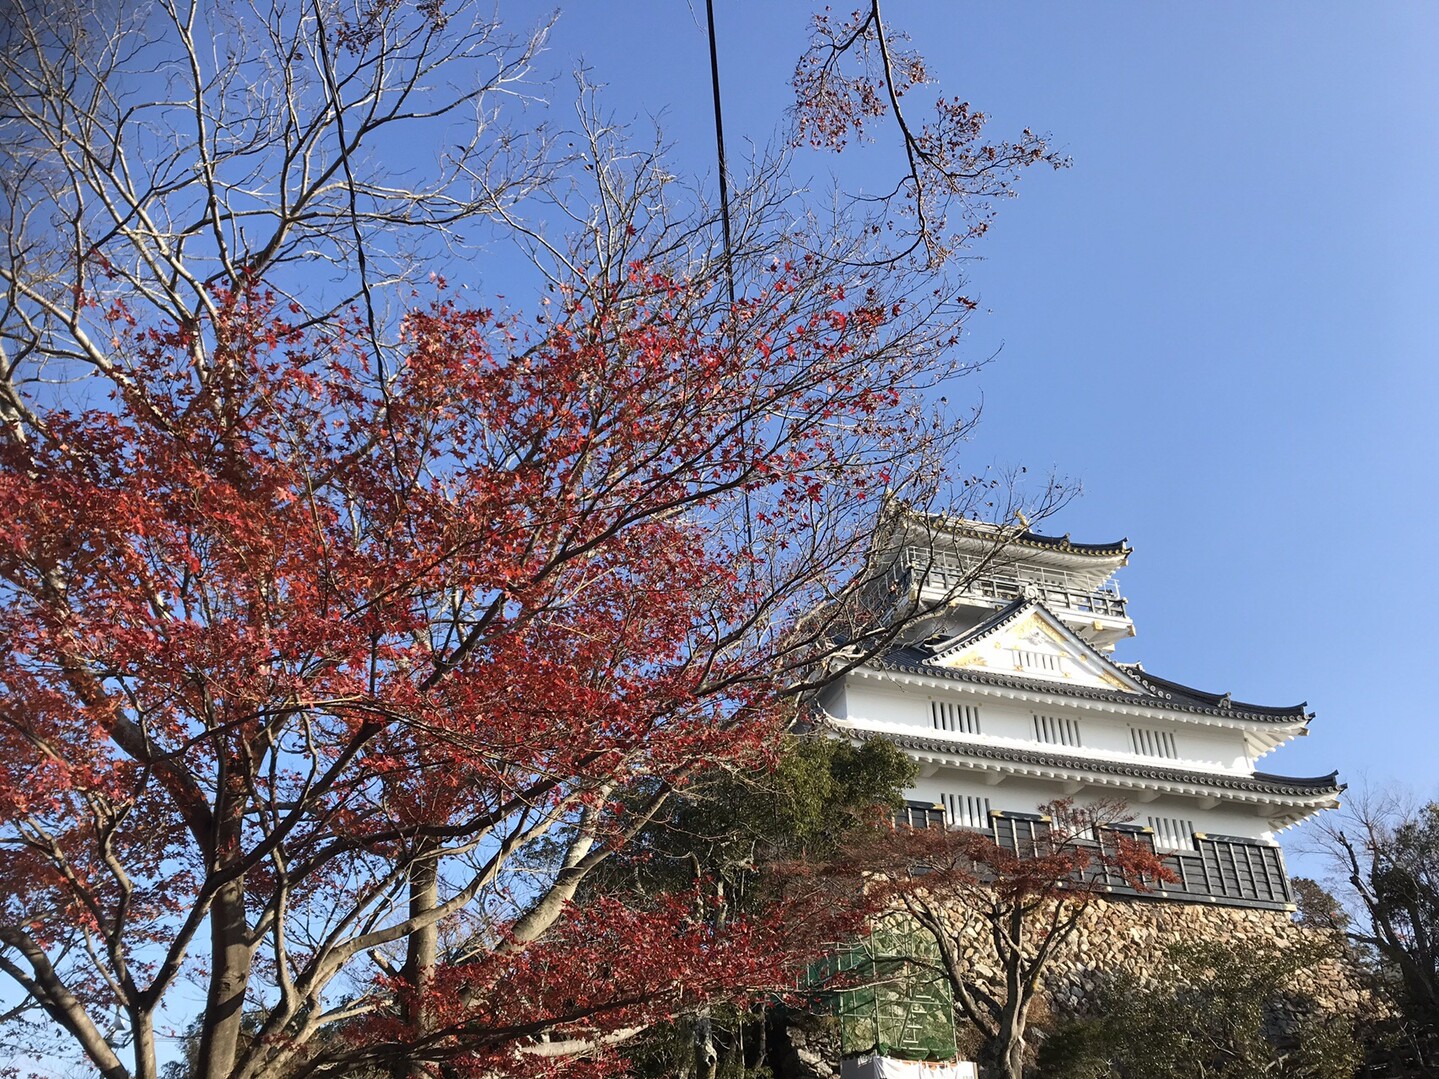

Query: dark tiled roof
left=852, top=729, right=1343, bottom=799
left=924, top=597, right=1029, bottom=655
left=868, top=653, right=1310, bottom=724
left=939, top=519, right=1131, bottom=558
left=1116, top=666, right=1309, bottom=720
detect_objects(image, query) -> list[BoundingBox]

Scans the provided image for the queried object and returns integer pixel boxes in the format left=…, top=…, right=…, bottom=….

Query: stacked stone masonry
left=999, top=895, right=1371, bottom=1019
left=782, top=895, right=1375, bottom=1079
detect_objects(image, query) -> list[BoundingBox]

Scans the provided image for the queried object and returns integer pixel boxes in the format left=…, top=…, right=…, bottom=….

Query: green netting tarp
left=802, top=920, right=957, bottom=1062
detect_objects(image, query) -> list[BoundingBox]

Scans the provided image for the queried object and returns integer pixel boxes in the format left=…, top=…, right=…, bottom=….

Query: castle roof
left=932, top=516, right=1131, bottom=559
left=872, top=603, right=1312, bottom=727
left=847, top=728, right=1343, bottom=801
left=1114, top=666, right=1309, bottom=720
left=924, top=596, right=1034, bottom=655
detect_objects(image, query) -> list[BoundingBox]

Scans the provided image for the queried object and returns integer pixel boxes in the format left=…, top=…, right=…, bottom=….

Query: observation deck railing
left=897, top=548, right=1128, bottom=620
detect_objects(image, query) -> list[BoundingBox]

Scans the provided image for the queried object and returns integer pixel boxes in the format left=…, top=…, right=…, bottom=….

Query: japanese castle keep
left=821, top=517, right=1343, bottom=911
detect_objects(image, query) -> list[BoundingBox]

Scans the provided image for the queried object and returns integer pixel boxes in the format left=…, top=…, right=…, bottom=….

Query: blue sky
left=518, top=2, right=1439, bottom=859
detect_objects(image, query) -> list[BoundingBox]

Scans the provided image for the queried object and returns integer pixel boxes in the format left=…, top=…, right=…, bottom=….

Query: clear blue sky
left=513, top=2, right=1438, bottom=856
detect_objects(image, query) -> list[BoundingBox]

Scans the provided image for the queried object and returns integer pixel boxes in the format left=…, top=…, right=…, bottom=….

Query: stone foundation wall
left=781, top=894, right=1374, bottom=1079
left=1025, top=896, right=1371, bottom=1019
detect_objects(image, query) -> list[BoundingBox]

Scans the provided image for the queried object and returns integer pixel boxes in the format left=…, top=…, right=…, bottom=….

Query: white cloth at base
left=838, top=1054, right=977, bottom=1079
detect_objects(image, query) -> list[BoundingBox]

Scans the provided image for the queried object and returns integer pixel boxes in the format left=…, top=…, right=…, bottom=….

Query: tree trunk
left=999, top=1033, right=1026, bottom=1079
left=694, top=1010, right=718, bottom=1079
left=749, top=1007, right=767, bottom=1073
left=398, top=854, right=439, bottom=1079
left=991, top=998, right=1029, bottom=1079
left=132, top=1011, right=158, bottom=1079
left=196, top=876, right=253, bottom=1079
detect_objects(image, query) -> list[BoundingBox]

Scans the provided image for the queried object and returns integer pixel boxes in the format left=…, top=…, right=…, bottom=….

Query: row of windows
left=1131, top=726, right=1178, bottom=759
left=1148, top=815, right=1197, bottom=851
left=944, top=794, right=992, bottom=829
left=930, top=798, right=1198, bottom=851
left=1015, top=648, right=1062, bottom=672
left=924, top=701, right=1183, bottom=759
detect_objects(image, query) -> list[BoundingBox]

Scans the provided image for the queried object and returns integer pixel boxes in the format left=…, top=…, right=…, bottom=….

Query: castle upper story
left=822, top=516, right=1342, bottom=911
left=886, top=515, right=1134, bottom=651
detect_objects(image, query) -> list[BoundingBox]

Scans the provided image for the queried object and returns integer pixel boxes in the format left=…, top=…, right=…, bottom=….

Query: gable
left=929, top=606, right=1146, bottom=693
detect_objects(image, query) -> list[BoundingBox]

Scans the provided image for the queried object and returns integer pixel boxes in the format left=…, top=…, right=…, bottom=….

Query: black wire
left=705, top=0, right=757, bottom=574
left=705, top=0, right=737, bottom=314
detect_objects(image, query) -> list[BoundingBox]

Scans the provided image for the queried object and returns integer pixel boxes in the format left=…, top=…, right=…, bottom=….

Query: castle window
left=1033, top=713, right=1082, bottom=747
left=1130, top=726, right=1178, bottom=759
left=931, top=700, right=980, bottom=735
left=1147, top=815, right=1196, bottom=851
left=1015, top=648, right=1062, bottom=672
left=945, top=794, right=992, bottom=830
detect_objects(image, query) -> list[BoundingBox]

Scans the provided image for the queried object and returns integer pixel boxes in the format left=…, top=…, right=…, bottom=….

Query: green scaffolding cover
left=805, top=920, right=957, bottom=1062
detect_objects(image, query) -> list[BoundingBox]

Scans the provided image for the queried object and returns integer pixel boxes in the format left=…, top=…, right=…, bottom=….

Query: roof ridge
left=924, top=596, right=1029, bottom=657
left=850, top=729, right=1343, bottom=796
left=869, top=653, right=1309, bottom=724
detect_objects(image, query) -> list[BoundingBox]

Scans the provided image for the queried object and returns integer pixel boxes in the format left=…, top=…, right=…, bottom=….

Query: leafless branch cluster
left=791, top=0, right=1068, bottom=267
left=0, top=0, right=554, bottom=438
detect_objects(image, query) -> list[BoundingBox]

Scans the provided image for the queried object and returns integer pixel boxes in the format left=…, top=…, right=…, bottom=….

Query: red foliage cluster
left=0, top=262, right=930, bottom=1077
left=792, top=7, right=926, bottom=152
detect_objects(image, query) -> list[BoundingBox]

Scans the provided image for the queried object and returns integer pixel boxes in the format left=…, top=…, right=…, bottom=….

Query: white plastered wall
left=842, top=679, right=1252, bottom=771
left=839, top=678, right=1281, bottom=843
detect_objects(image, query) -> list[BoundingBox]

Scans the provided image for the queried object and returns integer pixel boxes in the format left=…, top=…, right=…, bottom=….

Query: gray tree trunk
left=399, top=855, right=440, bottom=1079
left=196, top=877, right=253, bottom=1079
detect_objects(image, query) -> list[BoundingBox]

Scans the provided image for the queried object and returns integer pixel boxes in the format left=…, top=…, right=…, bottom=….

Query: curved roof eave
left=850, top=729, right=1344, bottom=801
left=1114, top=665, right=1311, bottom=720
left=952, top=523, right=1130, bottom=558
left=924, top=596, right=1031, bottom=657
left=867, top=655, right=1311, bottom=725
left=911, top=514, right=1132, bottom=559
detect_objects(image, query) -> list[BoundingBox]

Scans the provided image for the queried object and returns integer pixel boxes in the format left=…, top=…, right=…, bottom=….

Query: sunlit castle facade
left=819, top=518, right=1342, bottom=910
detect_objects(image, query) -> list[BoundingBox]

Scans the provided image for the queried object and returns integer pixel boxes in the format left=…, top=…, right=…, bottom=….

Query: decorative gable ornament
left=925, top=600, right=1146, bottom=694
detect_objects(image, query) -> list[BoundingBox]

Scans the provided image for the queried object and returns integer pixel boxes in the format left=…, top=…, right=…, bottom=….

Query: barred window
left=1015, top=648, right=1062, bottom=672
left=931, top=700, right=980, bottom=735
left=1130, top=726, right=1178, bottom=759
left=1147, top=815, right=1196, bottom=851
left=945, top=794, right=992, bottom=830
left=1033, top=713, right=1082, bottom=747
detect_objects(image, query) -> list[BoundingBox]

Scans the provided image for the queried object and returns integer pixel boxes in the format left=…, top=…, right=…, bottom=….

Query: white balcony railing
left=899, top=548, right=1128, bottom=620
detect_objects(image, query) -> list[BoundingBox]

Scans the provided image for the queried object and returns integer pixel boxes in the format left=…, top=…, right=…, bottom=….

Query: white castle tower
left=820, top=517, right=1341, bottom=909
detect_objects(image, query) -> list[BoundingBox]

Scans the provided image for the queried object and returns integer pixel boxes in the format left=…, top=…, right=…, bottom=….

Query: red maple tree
left=0, top=267, right=947, bottom=1077
left=0, top=2, right=1061, bottom=1077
